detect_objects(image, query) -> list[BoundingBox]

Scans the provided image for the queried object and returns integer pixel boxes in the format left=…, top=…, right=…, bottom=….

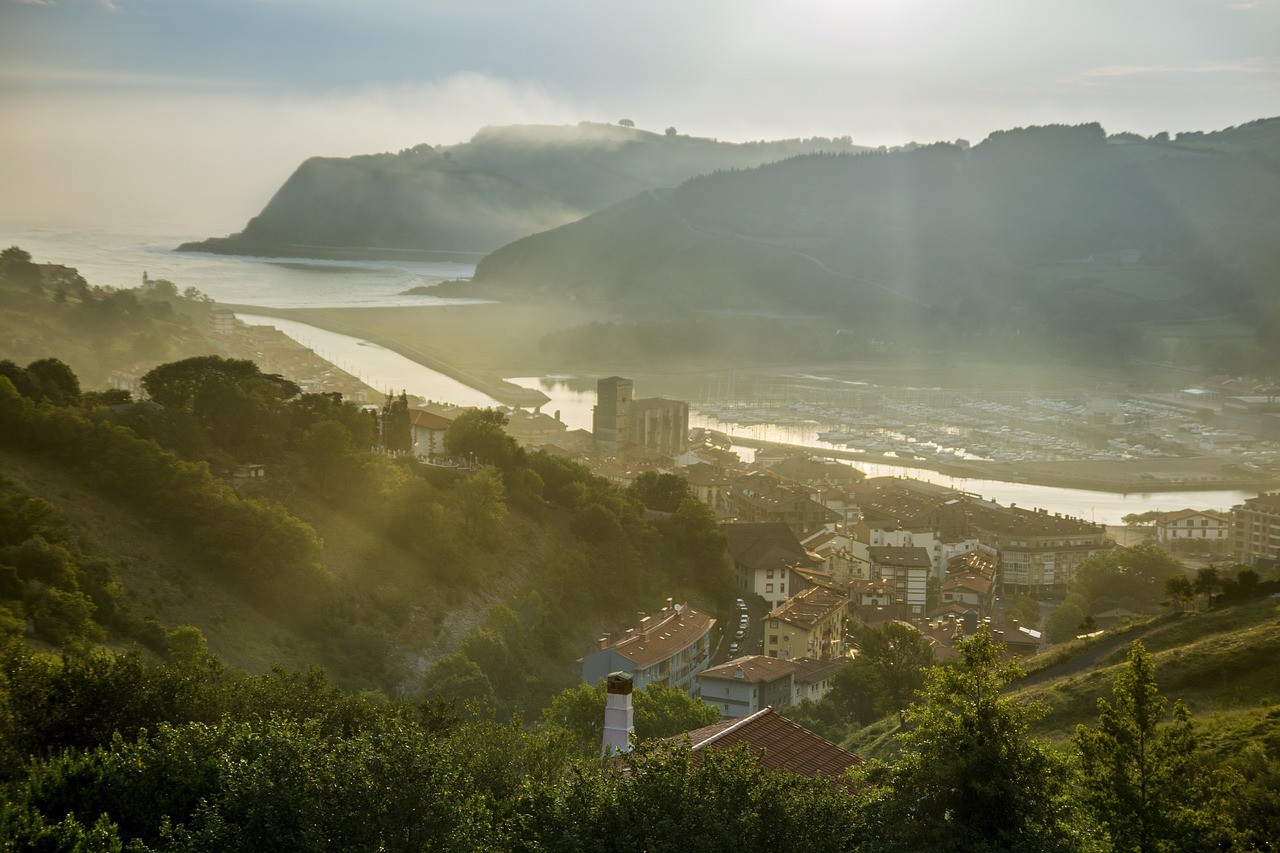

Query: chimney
left=598, top=633, right=611, bottom=650
left=636, top=612, right=648, bottom=635
left=602, top=672, right=634, bottom=757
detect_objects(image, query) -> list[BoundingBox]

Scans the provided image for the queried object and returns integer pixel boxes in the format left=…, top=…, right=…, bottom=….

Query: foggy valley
left=3, top=0, right=1280, bottom=849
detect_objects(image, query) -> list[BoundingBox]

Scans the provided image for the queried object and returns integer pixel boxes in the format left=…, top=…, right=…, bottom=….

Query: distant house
left=868, top=546, right=932, bottom=614
left=722, top=521, right=823, bottom=610
left=765, top=585, right=849, bottom=661
left=791, top=656, right=844, bottom=706
left=727, top=476, right=841, bottom=539
left=1156, top=508, right=1230, bottom=554
left=673, top=707, right=863, bottom=791
left=847, top=577, right=895, bottom=608
left=408, top=408, right=453, bottom=459
left=697, top=655, right=796, bottom=718
left=582, top=598, right=716, bottom=696
left=939, top=547, right=999, bottom=617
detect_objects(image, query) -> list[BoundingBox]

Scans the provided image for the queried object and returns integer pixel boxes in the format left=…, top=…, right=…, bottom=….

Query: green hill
left=179, top=122, right=869, bottom=259
left=472, top=119, right=1280, bottom=367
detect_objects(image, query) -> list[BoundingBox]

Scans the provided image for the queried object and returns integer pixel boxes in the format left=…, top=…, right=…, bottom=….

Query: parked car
left=728, top=642, right=739, bottom=655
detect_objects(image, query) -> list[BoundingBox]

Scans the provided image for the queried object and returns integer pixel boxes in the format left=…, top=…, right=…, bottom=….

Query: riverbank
left=222, top=300, right=1276, bottom=497
left=731, top=435, right=1278, bottom=495
left=220, top=303, right=553, bottom=408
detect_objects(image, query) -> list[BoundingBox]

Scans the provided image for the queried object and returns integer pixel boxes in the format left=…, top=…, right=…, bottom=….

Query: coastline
left=220, top=302, right=551, bottom=409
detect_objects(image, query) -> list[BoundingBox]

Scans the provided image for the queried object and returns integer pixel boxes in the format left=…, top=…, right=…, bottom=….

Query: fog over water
left=3, top=226, right=479, bottom=309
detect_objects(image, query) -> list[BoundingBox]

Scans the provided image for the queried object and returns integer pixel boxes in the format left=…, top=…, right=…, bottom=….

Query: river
left=4, top=225, right=1255, bottom=523
left=240, top=320, right=1253, bottom=525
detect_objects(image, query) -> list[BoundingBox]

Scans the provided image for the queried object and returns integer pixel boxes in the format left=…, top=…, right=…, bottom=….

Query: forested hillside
left=475, top=119, right=1280, bottom=370
left=2, top=255, right=1279, bottom=850
left=178, top=122, right=868, bottom=259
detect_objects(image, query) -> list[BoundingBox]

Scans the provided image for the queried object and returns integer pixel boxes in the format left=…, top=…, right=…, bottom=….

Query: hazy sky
left=2, top=0, right=1277, bottom=234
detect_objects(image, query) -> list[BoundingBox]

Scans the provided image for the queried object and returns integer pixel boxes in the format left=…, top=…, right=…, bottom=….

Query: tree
left=627, top=471, right=691, bottom=512
left=25, top=358, right=80, bottom=406
left=864, top=628, right=1080, bottom=852
left=140, top=356, right=299, bottom=459
left=1073, top=641, right=1239, bottom=852
left=380, top=391, right=412, bottom=455
left=444, top=408, right=522, bottom=470
left=1192, top=565, right=1223, bottom=608
left=0, top=246, right=39, bottom=289
left=664, top=126, right=677, bottom=137
left=421, top=652, right=495, bottom=705
left=1163, top=574, right=1194, bottom=613
left=1044, top=600, right=1087, bottom=644
left=1005, top=594, right=1042, bottom=627
left=618, top=118, right=635, bottom=127
left=858, top=620, right=934, bottom=725
left=1073, top=543, right=1185, bottom=613
left=456, top=465, right=506, bottom=540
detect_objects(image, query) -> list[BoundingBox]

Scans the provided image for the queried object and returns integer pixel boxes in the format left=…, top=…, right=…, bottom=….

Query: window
left=767, top=569, right=774, bottom=579
left=770, top=635, right=778, bottom=645
left=766, top=583, right=774, bottom=593
left=770, top=619, right=778, bottom=628
left=779, top=583, right=785, bottom=593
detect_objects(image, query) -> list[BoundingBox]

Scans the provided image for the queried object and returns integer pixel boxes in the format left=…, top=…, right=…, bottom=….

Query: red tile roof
left=675, top=707, right=863, bottom=790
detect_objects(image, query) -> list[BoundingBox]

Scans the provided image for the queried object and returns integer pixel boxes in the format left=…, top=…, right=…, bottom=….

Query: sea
left=2, top=224, right=1256, bottom=524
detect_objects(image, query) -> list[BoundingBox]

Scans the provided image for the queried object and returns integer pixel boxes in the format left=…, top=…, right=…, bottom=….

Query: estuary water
left=3, top=225, right=1255, bottom=523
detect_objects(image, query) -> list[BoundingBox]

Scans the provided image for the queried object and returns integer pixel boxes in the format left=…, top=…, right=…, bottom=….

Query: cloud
left=1072, top=58, right=1280, bottom=81
left=0, top=72, right=593, bottom=233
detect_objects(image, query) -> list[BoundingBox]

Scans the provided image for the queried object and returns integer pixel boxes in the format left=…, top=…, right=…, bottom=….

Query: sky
left=1, top=0, right=1277, bottom=235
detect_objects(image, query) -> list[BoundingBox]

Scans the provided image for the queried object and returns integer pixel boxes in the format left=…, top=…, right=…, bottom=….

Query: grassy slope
left=844, top=599, right=1280, bottom=762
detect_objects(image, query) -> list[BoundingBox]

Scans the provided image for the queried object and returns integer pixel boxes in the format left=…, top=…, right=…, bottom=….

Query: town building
left=938, top=548, right=999, bottom=617
left=1155, top=508, right=1230, bottom=554
left=721, top=521, right=823, bottom=610
left=697, top=655, right=796, bottom=718
left=961, top=499, right=1110, bottom=595
left=765, top=585, right=849, bottom=661
left=791, top=657, right=845, bottom=705
left=1231, top=493, right=1280, bottom=568
left=868, top=546, right=932, bottom=614
left=408, top=408, right=453, bottom=459
left=592, top=376, right=689, bottom=457
left=581, top=598, right=715, bottom=696
left=726, top=475, right=841, bottom=539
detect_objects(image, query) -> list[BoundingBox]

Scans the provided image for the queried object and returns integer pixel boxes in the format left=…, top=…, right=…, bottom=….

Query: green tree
left=380, top=391, right=412, bottom=455
left=1073, top=641, right=1239, bottom=852
left=25, top=358, right=81, bottom=406
left=456, top=465, right=507, bottom=540
left=421, top=652, right=495, bottom=706
left=1005, top=594, right=1042, bottom=627
left=0, top=246, right=40, bottom=289
left=1044, top=600, right=1087, bottom=644
left=627, top=471, right=691, bottom=512
left=444, top=408, right=523, bottom=470
left=858, top=620, right=934, bottom=725
left=863, top=628, right=1080, bottom=852
left=1193, top=565, right=1224, bottom=607
left=141, top=356, right=299, bottom=460
left=1163, top=574, right=1194, bottom=613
